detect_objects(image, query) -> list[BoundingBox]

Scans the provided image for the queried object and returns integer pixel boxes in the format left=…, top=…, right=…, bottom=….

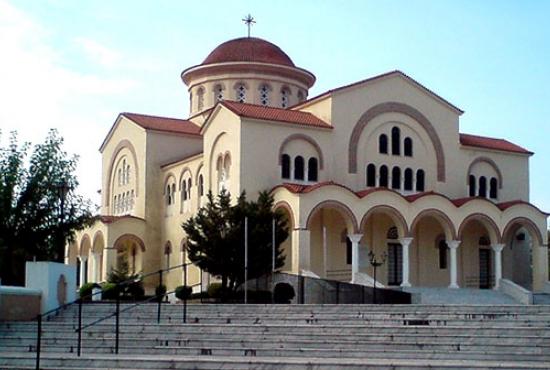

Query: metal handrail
left=35, top=262, right=197, bottom=370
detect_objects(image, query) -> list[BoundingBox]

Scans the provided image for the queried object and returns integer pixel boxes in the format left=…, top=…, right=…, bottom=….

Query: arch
left=278, top=134, right=325, bottom=169
left=416, top=169, right=425, bottom=191
left=502, top=217, right=544, bottom=246
left=379, top=134, right=388, bottom=154
left=180, top=238, right=188, bottom=252
left=366, top=164, right=376, bottom=187
left=391, top=127, right=401, bottom=155
left=164, top=241, right=172, bottom=255
left=404, top=168, right=413, bottom=191
left=479, top=176, right=487, bottom=198
left=349, top=102, right=446, bottom=181
left=281, top=154, right=291, bottom=179
left=467, top=157, right=503, bottom=189
left=113, top=234, right=146, bottom=252
left=410, top=209, right=457, bottom=240
left=274, top=200, right=296, bottom=229
left=208, top=131, right=227, bottom=190
left=379, top=165, right=389, bottom=187
left=360, top=205, right=408, bottom=238
left=308, top=157, right=318, bottom=181
left=105, top=140, right=139, bottom=206
left=391, top=166, right=401, bottom=189
left=490, top=178, right=498, bottom=199
left=92, top=231, right=105, bottom=253
left=178, top=167, right=193, bottom=190
left=469, top=175, right=476, bottom=197
left=458, top=213, right=501, bottom=245
left=163, top=172, right=177, bottom=192
left=294, top=156, right=305, bottom=180
left=404, top=137, right=413, bottom=157
left=194, top=163, right=204, bottom=185
left=306, top=200, right=359, bottom=233
left=79, top=234, right=92, bottom=256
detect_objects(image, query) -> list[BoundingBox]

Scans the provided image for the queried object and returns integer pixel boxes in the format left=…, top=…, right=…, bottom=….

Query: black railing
left=34, top=262, right=196, bottom=370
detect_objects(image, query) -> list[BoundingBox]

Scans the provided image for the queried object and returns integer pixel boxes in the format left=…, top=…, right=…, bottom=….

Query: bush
left=155, top=284, right=167, bottom=302
left=101, top=282, right=119, bottom=300
left=207, top=282, right=224, bottom=298
left=126, top=281, right=145, bottom=300
left=175, top=285, right=193, bottom=301
left=79, top=282, right=98, bottom=301
left=273, top=283, right=295, bottom=303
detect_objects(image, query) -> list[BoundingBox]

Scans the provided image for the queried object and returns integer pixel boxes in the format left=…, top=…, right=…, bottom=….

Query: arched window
left=281, top=154, right=291, bottom=179
left=236, top=83, right=246, bottom=103
left=469, top=175, right=476, bottom=197
left=366, top=164, right=376, bottom=187
left=197, top=87, right=205, bottom=111
left=479, top=176, right=487, bottom=197
left=489, top=177, right=498, bottom=199
left=438, top=239, right=447, bottom=269
left=307, top=157, right=318, bottom=182
left=118, top=168, right=122, bottom=186
left=187, top=178, right=192, bottom=200
left=182, top=180, right=187, bottom=201
left=294, top=156, right=305, bottom=180
left=391, top=127, right=401, bottom=155
left=214, top=84, right=224, bottom=101
left=416, top=169, right=425, bottom=191
left=260, top=84, right=270, bottom=106
left=126, top=165, right=131, bottom=184
left=164, top=242, right=172, bottom=269
left=379, top=165, right=389, bottom=187
left=404, top=168, right=413, bottom=191
left=297, top=90, right=305, bottom=102
left=122, top=159, right=126, bottom=184
left=198, top=174, right=204, bottom=197
left=387, top=226, right=398, bottom=240
left=281, top=88, right=290, bottom=108
left=379, top=134, right=388, bottom=154
left=391, top=167, right=401, bottom=189
left=404, top=137, right=413, bottom=157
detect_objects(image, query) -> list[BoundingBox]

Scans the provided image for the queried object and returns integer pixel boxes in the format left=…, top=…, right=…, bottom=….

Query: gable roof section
left=292, top=70, right=464, bottom=114
left=220, top=101, right=332, bottom=129
left=460, top=133, right=533, bottom=155
left=100, top=112, right=202, bottom=152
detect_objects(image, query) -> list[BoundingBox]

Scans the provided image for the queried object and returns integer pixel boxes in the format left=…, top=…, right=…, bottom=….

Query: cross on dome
left=242, top=14, right=256, bottom=37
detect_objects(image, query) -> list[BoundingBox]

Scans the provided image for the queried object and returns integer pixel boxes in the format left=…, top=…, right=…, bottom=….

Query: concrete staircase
left=1, top=303, right=550, bottom=369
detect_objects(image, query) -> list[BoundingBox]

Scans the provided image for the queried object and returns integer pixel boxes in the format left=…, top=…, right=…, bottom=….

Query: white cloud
left=75, top=37, right=122, bottom=68
left=0, top=0, right=137, bottom=207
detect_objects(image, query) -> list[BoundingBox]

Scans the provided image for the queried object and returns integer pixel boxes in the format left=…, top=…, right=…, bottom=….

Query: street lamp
left=54, top=179, right=70, bottom=263
left=368, top=250, right=387, bottom=304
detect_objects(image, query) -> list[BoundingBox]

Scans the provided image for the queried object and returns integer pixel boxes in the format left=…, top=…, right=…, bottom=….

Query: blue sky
left=1, top=0, right=549, bottom=213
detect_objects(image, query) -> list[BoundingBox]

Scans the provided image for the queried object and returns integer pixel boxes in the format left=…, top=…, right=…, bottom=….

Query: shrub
left=207, top=283, right=225, bottom=298
left=273, top=283, right=295, bottom=303
left=126, top=281, right=145, bottom=300
left=101, top=282, right=119, bottom=300
left=175, top=285, right=193, bottom=301
left=79, top=283, right=97, bottom=301
left=155, top=284, right=167, bottom=302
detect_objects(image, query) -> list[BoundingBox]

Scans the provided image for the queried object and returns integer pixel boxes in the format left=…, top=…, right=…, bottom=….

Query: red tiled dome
left=202, top=37, right=295, bottom=67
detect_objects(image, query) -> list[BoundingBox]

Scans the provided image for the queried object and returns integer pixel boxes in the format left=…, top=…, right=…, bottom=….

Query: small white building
left=67, top=36, right=548, bottom=294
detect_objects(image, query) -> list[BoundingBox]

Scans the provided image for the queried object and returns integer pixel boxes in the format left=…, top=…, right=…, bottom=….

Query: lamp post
left=55, top=179, right=70, bottom=263
left=368, top=250, right=387, bottom=304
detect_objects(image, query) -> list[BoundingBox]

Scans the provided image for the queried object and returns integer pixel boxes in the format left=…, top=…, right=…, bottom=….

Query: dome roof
left=202, top=37, right=295, bottom=67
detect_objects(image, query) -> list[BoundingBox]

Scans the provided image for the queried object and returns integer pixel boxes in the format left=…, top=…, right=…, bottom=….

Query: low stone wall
left=0, top=286, right=41, bottom=321
left=499, top=278, right=533, bottom=305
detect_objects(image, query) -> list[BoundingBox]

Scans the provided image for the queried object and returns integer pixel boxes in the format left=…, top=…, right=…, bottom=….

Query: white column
left=293, top=229, right=311, bottom=273
left=348, top=234, right=363, bottom=284
left=491, top=244, right=505, bottom=290
left=447, top=240, right=461, bottom=289
left=400, top=237, right=413, bottom=287
left=79, top=256, right=87, bottom=287
left=322, top=226, right=328, bottom=278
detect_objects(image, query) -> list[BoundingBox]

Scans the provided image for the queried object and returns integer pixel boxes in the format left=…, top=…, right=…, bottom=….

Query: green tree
left=182, top=190, right=288, bottom=292
left=0, top=130, right=92, bottom=286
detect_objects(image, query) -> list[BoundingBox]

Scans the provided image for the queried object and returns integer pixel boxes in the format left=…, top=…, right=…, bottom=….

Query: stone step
left=2, top=352, right=550, bottom=369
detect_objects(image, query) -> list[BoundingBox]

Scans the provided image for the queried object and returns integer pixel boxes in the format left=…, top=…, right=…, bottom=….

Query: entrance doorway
left=479, top=248, right=492, bottom=289
left=388, top=243, right=402, bottom=286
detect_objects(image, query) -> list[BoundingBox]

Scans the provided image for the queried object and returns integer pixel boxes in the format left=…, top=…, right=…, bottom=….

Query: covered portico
left=272, top=183, right=548, bottom=292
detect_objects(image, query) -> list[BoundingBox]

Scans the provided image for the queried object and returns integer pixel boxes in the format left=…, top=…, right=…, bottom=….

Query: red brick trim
left=348, top=102, right=446, bottom=182
left=359, top=205, right=409, bottom=238
left=502, top=217, right=544, bottom=246
left=105, top=140, right=140, bottom=207
left=278, top=134, right=325, bottom=169
left=306, top=200, right=359, bottom=233
left=467, top=157, right=503, bottom=189
left=410, top=208, right=457, bottom=240
left=457, top=213, right=502, bottom=245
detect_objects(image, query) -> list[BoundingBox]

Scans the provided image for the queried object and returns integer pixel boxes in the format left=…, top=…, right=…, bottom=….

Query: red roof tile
left=221, top=101, right=332, bottom=129
left=202, top=37, right=295, bottom=67
left=460, top=133, right=532, bottom=155
left=122, top=112, right=201, bottom=136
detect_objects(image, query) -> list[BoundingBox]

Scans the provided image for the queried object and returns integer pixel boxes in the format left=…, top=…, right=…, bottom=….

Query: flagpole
left=244, top=217, right=248, bottom=304
left=272, top=218, right=276, bottom=272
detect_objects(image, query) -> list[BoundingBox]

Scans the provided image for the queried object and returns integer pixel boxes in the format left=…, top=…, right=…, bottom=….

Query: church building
left=67, top=34, right=549, bottom=295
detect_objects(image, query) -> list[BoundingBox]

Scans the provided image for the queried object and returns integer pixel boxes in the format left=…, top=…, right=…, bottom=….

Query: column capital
left=400, top=237, right=414, bottom=247
left=491, top=244, right=505, bottom=253
left=79, top=256, right=88, bottom=262
left=347, top=234, right=363, bottom=243
left=446, top=240, right=461, bottom=249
